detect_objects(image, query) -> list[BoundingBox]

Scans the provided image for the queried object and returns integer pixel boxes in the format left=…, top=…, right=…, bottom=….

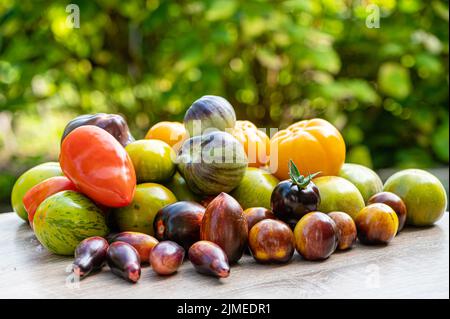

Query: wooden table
left=0, top=212, right=448, bottom=299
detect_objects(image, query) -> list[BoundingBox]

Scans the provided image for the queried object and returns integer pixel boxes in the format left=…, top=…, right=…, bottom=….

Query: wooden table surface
left=0, top=212, right=448, bottom=299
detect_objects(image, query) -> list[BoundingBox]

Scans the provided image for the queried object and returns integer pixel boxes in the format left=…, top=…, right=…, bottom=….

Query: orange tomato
left=60, top=125, right=136, bottom=207
left=23, top=176, right=78, bottom=228
left=145, top=121, right=186, bottom=151
left=231, top=120, right=270, bottom=168
left=270, top=118, right=345, bottom=180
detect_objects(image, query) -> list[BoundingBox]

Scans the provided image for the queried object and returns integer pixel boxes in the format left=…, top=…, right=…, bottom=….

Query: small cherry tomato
left=60, top=125, right=136, bottom=207
left=328, top=212, right=357, bottom=250
left=249, top=219, right=295, bottom=264
left=355, top=203, right=399, bottom=245
left=243, top=207, right=275, bottom=232
left=294, top=212, right=339, bottom=261
left=271, top=160, right=321, bottom=229
left=270, top=118, right=346, bottom=180
left=145, top=121, right=186, bottom=151
left=23, top=176, right=78, bottom=228
left=368, top=192, right=407, bottom=232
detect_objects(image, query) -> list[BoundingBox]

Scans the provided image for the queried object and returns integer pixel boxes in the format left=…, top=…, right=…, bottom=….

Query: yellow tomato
left=270, top=118, right=345, bottom=180
left=145, top=121, right=186, bottom=150
left=231, top=120, right=270, bottom=168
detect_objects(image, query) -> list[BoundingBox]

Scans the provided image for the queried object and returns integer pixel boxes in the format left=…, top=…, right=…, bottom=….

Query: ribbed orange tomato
left=270, top=119, right=345, bottom=180
left=145, top=121, right=186, bottom=151
left=231, top=120, right=270, bottom=168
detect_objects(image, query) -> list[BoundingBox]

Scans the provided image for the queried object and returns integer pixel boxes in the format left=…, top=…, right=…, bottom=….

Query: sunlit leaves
left=378, top=63, right=412, bottom=100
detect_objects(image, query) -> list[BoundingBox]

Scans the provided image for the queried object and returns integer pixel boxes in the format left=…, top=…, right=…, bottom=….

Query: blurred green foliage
left=0, top=0, right=448, bottom=209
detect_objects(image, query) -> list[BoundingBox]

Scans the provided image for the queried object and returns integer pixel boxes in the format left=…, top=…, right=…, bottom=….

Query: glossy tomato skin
left=145, top=121, right=186, bottom=151
left=23, top=176, right=77, bottom=228
left=271, top=180, right=321, bottom=229
left=11, top=162, right=63, bottom=221
left=232, top=120, right=270, bottom=168
left=270, top=119, right=345, bottom=180
left=61, top=113, right=135, bottom=147
left=153, top=201, right=205, bottom=251
left=60, top=125, right=136, bottom=207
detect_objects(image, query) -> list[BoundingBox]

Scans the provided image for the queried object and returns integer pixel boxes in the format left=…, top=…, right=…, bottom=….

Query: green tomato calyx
left=288, top=160, right=320, bottom=189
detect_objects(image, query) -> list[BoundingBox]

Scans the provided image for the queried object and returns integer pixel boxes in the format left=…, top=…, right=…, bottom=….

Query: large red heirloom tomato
left=60, top=125, right=136, bottom=207
left=270, top=119, right=346, bottom=180
left=23, top=176, right=78, bottom=227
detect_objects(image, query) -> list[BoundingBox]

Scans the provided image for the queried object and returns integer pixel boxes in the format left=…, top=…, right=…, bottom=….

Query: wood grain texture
left=0, top=212, right=448, bottom=299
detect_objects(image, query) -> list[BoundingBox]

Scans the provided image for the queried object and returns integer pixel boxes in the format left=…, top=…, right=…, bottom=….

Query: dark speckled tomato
left=294, top=212, right=338, bottom=261
left=368, top=192, right=407, bottom=232
left=355, top=203, right=399, bottom=245
left=243, top=207, right=275, bottom=232
left=153, top=201, right=205, bottom=251
left=188, top=241, right=230, bottom=278
left=109, top=231, right=159, bottom=263
left=200, top=193, right=248, bottom=264
left=328, top=212, right=357, bottom=250
left=149, top=241, right=185, bottom=275
left=249, top=219, right=294, bottom=263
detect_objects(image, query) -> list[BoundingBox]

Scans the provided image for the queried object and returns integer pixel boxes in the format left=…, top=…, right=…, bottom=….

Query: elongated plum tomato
left=270, top=118, right=345, bottom=180
left=23, top=176, right=77, bottom=228
left=59, top=125, right=136, bottom=207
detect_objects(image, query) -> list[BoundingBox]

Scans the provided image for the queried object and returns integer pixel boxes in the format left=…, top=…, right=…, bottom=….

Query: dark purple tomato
left=153, top=201, right=205, bottom=251
left=106, top=242, right=141, bottom=283
left=271, top=160, right=321, bottom=228
left=73, top=236, right=109, bottom=279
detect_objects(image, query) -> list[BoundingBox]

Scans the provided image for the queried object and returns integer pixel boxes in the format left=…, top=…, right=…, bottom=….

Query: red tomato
left=23, top=176, right=78, bottom=228
left=59, top=125, right=136, bottom=207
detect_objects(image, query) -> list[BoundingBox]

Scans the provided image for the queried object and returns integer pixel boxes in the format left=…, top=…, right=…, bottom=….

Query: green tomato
left=112, top=183, right=177, bottom=236
left=339, top=163, right=383, bottom=203
left=383, top=169, right=447, bottom=226
left=164, top=171, right=200, bottom=202
left=33, top=190, right=109, bottom=256
left=11, top=162, right=63, bottom=221
left=126, top=139, right=176, bottom=183
left=314, top=176, right=365, bottom=220
left=230, top=168, right=279, bottom=210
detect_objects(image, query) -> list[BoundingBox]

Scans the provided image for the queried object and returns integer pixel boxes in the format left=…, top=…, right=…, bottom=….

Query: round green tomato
left=314, top=176, right=365, bottom=220
left=11, top=162, right=63, bottom=221
left=164, top=171, right=200, bottom=202
left=383, top=169, right=447, bottom=226
left=33, top=190, right=109, bottom=256
left=126, top=139, right=176, bottom=183
left=230, top=168, right=279, bottom=210
left=112, top=183, right=177, bottom=236
left=339, top=163, right=383, bottom=203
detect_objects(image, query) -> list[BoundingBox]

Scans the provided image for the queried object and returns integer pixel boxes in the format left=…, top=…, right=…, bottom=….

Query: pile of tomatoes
left=10, top=95, right=447, bottom=284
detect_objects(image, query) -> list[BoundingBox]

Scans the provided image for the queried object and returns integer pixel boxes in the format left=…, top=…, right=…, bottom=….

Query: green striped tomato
left=34, top=190, right=109, bottom=256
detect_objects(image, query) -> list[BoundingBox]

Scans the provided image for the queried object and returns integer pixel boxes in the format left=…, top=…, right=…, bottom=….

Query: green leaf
left=205, top=0, right=237, bottom=21
left=432, top=120, right=449, bottom=162
left=378, top=62, right=412, bottom=100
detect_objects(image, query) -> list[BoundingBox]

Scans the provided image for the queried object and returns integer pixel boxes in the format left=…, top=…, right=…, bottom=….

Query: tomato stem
left=288, top=160, right=320, bottom=189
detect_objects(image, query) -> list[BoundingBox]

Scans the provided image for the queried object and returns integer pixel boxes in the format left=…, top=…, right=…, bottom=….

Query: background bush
left=0, top=0, right=448, bottom=211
